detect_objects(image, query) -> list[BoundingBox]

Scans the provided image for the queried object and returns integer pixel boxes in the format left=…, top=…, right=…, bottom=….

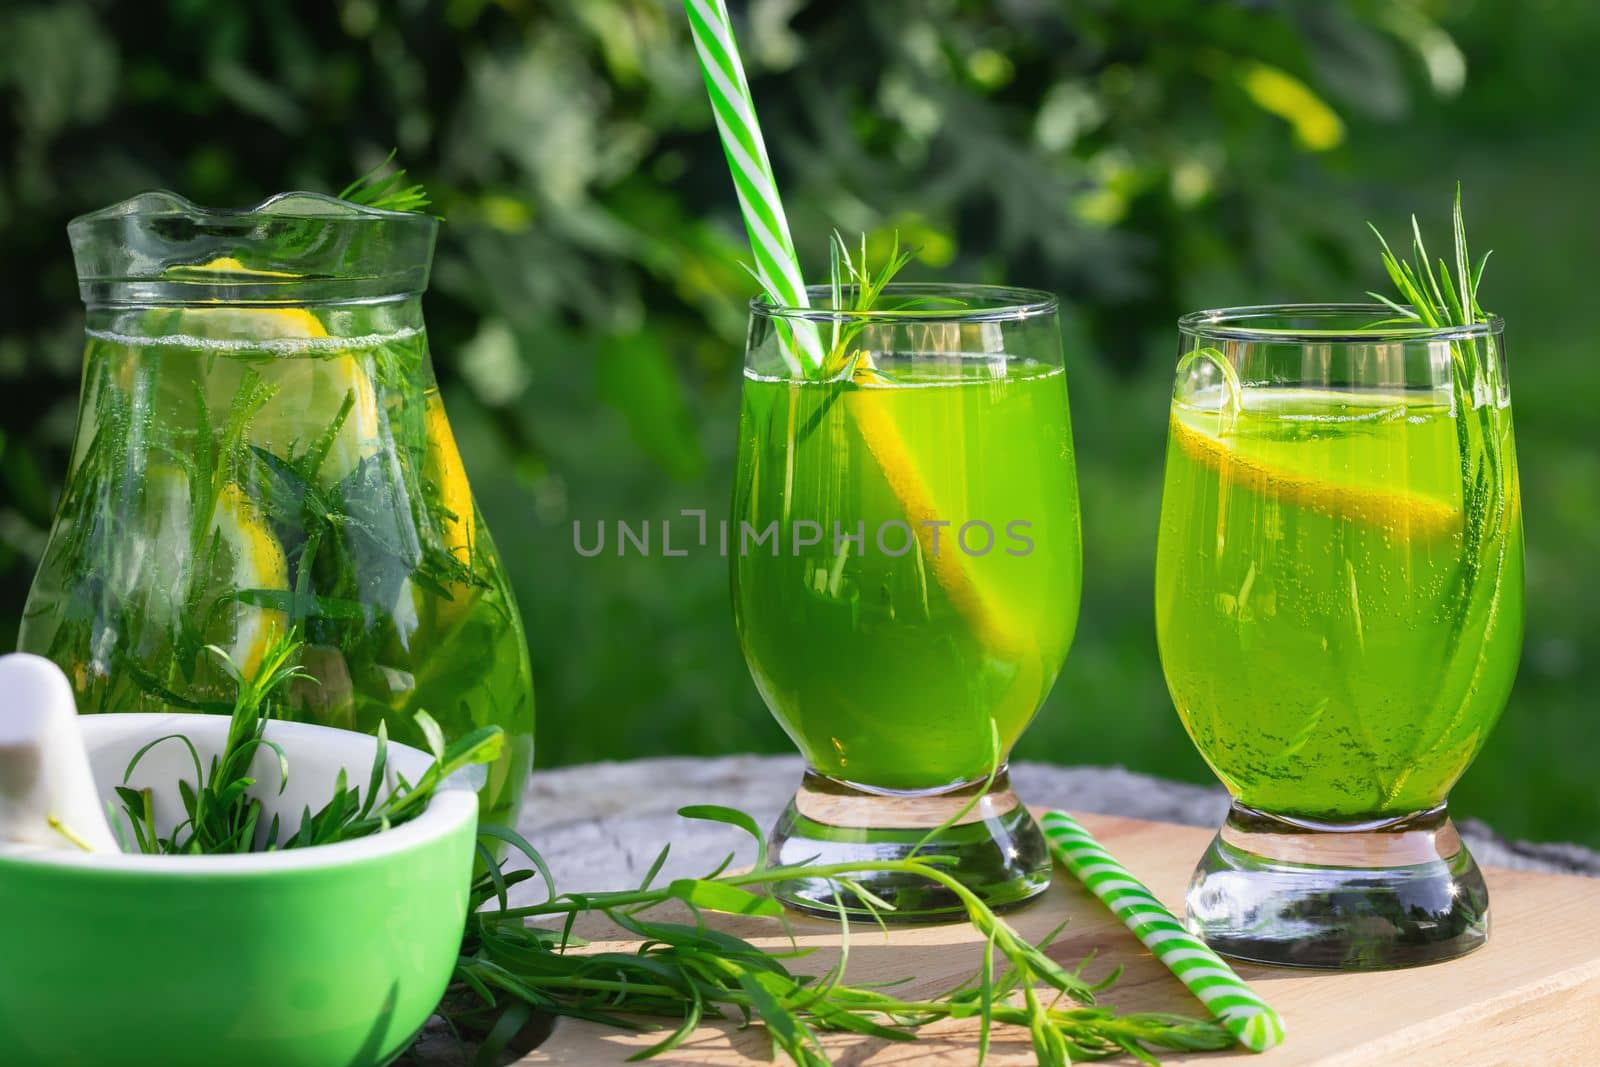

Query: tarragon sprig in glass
left=1366, top=185, right=1517, bottom=785
left=1366, top=184, right=1510, bottom=603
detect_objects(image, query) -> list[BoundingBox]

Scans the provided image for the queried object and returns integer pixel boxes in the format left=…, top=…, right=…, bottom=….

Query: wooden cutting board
left=521, top=812, right=1600, bottom=1065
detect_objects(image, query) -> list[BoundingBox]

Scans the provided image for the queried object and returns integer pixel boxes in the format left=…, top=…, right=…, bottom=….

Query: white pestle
left=0, top=653, right=121, bottom=853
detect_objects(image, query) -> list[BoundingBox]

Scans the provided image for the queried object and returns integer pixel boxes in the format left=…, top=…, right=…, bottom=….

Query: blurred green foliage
left=1, top=1, right=1596, bottom=844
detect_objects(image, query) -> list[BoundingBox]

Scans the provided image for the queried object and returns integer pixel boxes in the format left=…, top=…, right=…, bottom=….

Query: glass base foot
left=768, top=766, right=1051, bottom=922
left=1186, top=802, right=1489, bottom=970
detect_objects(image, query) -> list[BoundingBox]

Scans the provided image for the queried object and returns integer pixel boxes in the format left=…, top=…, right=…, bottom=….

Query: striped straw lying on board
left=1041, top=810, right=1286, bottom=1054
left=683, top=0, right=824, bottom=375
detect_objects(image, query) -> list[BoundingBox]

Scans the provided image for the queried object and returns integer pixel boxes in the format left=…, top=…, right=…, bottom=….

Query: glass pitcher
left=19, top=191, right=535, bottom=828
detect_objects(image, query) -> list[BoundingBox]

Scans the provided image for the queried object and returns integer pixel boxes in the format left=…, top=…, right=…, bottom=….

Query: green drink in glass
left=733, top=284, right=1082, bottom=918
left=19, top=192, right=535, bottom=828
left=1155, top=305, right=1523, bottom=968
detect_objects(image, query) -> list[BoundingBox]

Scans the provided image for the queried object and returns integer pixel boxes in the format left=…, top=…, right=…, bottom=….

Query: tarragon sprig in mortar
left=114, top=629, right=503, bottom=855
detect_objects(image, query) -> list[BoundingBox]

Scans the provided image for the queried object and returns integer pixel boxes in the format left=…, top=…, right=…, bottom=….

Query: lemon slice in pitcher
left=167, top=259, right=387, bottom=488
left=134, top=467, right=290, bottom=681
left=423, top=391, right=475, bottom=567
left=209, top=482, right=290, bottom=680
left=163, top=256, right=327, bottom=340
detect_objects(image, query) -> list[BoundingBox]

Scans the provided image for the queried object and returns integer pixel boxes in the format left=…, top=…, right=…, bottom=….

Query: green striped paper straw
left=683, top=0, right=824, bottom=375
left=1041, top=811, right=1286, bottom=1054
left=681, top=0, right=1027, bottom=653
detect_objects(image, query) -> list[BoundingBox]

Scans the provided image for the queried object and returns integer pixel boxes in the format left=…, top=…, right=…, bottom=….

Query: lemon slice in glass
left=1170, top=395, right=1460, bottom=540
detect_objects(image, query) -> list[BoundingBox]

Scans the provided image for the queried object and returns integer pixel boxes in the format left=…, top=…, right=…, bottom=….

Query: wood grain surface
left=522, top=811, right=1600, bottom=1066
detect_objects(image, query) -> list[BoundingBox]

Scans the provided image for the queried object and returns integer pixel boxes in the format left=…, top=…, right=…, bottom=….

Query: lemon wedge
left=415, top=392, right=479, bottom=628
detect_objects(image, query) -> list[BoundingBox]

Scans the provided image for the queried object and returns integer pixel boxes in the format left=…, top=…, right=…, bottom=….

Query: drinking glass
left=1155, top=305, right=1523, bottom=968
left=20, top=191, right=536, bottom=828
left=732, top=284, right=1082, bottom=919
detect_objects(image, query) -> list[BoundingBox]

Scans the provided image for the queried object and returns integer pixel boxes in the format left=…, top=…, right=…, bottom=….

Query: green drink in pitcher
left=734, top=283, right=1082, bottom=918
left=19, top=192, right=536, bottom=828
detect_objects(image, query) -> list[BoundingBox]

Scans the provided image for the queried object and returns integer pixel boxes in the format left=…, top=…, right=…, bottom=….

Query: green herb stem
left=339, top=149, right=432, bottom=213
left=446, top=807, right=1232, bottom=1067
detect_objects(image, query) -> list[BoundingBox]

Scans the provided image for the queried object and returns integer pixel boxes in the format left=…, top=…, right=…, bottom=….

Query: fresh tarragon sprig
left=1365, top=185, right=1516, bottom=793
left=769, top=232, right=919, bottom=447
left=743, top=229, right=917, bottom=378
left=434, top=727, right=1230, bottom=1067
left=114, top=629, right=503, bottom=855
left=440, top=810, right=1233, bottom=1067
left=821, top=230, right=917, bottom=378
left=339, top=148, right=432, bottom=213
left=1366, top=185, right=1510, bottom=605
